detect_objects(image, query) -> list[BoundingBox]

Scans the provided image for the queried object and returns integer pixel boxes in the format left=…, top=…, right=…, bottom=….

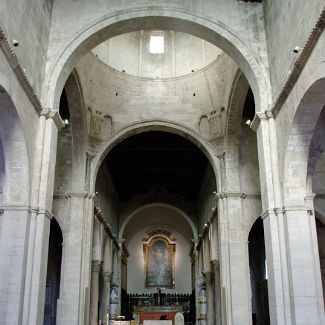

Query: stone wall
left=263, top=0, right=325, bottom=99
left=0, top=0, right=53, bottom=96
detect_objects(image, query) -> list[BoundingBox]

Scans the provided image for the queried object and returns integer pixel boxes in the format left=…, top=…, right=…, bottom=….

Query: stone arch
left=42, top=10, right=271, bottom=114
left=0, top=85, right=29, bottom=204
left=64, top=69, right=87, bottom=191
left=283, top=78, right=325, bottom=205
left=224, top=70, right=251, bottom=192
left=225, top=70, right=250, bottom=143
left=91, top=119, right=218, bottom=194
left=118, top=203, right=198, bottom=242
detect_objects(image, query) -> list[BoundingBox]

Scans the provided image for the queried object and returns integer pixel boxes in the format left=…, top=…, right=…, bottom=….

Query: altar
left=143, top=321, right=172, bottom=325
left=133, top=306, right=183, bottom=325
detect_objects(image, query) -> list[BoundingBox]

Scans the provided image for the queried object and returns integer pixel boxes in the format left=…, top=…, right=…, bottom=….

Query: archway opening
left=43, top=218, right=63, bottom=325
left=248, top=218, right=270, bottom=325
left=0, top=138, right=4, bottom=206
left=92, top=130, right=216, bottom=324
left=45, top=13, right=269, bottom=114
left=316, top=216, right=325, bottom=308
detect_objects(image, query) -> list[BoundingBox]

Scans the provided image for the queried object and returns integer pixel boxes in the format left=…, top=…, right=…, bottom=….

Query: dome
left=92, top=30, right=224, bottom=79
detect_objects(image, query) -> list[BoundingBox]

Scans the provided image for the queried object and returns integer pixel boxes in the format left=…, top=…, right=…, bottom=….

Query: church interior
left=0, top=1, right=325, bottom=325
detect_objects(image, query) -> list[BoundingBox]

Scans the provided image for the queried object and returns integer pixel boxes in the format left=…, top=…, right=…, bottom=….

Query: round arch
left=283, top=78, right=325, bottom=205
left=42, top=9, right=271, bottom=114
left=118, top=203, right=198, bottom=242
left=225, top=70, right=250, bottom=143
left=90, top=119, right=218, bottom=195
left=0, top=85, right=29, bottom=204
left=64, top=69, right=87, bottom=191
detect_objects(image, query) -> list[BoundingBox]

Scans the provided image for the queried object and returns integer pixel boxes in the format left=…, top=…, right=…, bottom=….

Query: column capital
left=102, top=271, right=112, bottom=282
left=46, top=110, right=65, bottom=130
left=203, top=270, right=213, bottom=279
left=250, top=110, right=275, bottom=131
left=92, top=260, right=102, bottom=272
left=65, top=191, right=90, bottom=199
left=215, top=191, right=246, bottom=199
left=211, top=260, right=220, bottom=271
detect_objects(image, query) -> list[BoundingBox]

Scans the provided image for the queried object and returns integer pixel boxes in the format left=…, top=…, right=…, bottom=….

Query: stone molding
left=0, top=204, right=53, bottom=219
left=65, top=191, right=91, bottom=199
left=0, top=26, right=65, bottom=130
left=38, top=208, right=54, bottom=220
left=250, top=6, right=325, bottom=131
left=260, top=205, right=314, bottom=220
left=272, top=6, right=325, bottom=116
left=216, top=191, right=246, bottom=199
left=95, top=209, right=119, bottom=249
left=0, top=25, right=42, bottom=113
left=1, top=203, right=33, bottom=211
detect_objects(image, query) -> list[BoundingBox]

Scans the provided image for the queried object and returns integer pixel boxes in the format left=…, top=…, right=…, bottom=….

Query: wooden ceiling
left=106, top=131, right=209, bottom=202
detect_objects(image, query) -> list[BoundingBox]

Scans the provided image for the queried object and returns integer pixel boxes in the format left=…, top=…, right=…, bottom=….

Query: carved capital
left=211, top=260, right=220, bottom=271
left=102, top=271, right=112, bottom=283
left=250, top=110, right=274, bottom=131
left=47, top=111, right=65, bottom=130
left=92, top=260, right=102, bottom=273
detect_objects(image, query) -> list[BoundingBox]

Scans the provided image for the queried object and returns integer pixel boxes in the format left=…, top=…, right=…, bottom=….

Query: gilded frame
left=144, top=236, right=175, bottom=288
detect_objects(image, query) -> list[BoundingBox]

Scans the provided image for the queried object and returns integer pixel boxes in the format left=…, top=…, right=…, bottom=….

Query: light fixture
left=64, top=119, right=69, bottom=125
left=293, top=46, right=300, bottom=53
left=245, top=119, right=251, bottom=126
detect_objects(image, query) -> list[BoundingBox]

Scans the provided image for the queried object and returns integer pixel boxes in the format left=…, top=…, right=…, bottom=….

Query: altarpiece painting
left=144, top=236, right=175, bottom=288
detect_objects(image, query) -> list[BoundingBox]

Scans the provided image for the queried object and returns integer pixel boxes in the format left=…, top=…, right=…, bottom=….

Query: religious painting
left=145, top=237, right=175, bottom=288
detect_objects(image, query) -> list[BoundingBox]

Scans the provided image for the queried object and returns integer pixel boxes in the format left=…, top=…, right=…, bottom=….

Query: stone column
left=212, top=261, right=221, bottom=325
left=102, top=271, right=112, bottom=324
left=56, top=192, right=94, bottom=325
left=283, top=207, right=325, bottom=324
left=90, top=260, right=102, bottom=325
left=217, top=192, right=251, bottom=325
left=0, top=206, right=31, bottom=325
left=22, top=114, right=61, bottom=325
left=255, top=111, right=292, bottom=325
left=191, top=245, right=200, bottom=325
left=204, top=271, right=214, bottom=325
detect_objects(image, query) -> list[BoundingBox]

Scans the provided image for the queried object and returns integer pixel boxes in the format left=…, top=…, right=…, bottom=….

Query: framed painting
left=144, top=237, right=175, bottom=288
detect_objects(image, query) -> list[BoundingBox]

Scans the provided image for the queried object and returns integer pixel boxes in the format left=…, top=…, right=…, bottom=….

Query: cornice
left=0, top=26, right=65, bottom=130
left=95, top=208, right=119, bottom=249
left=0, top=26, right=42, bottom=113
left=251, top=7, right=325, bottom=131
left=272, top=7, right=325, bottom=117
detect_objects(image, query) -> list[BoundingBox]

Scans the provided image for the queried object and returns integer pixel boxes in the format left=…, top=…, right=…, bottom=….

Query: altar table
left=143, top=320, right=172, bottom=325
left=133, top=306, right=183, bottom=325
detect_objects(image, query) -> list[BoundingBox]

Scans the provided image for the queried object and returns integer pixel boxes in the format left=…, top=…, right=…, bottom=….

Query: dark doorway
left=249, top=218, right=270, bottom=325
left=43, top=218, right=63, bottom=325
left=316, top=217, right=325, bottom=309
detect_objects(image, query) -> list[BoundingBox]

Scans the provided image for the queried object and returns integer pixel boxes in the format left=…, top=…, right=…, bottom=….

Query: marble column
left=204, top=271, right=213, bottom=325
left=191, top=246, right=200, bottom=325
left=102, top=271, right=112, bottom=324
left=212, top=261, right=221, bottom=325
left=90, top=260, right=102, bottom=325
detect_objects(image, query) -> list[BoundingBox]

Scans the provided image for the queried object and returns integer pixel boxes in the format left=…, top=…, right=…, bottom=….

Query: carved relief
left=199, top=108, right=224, bottom=142
left=199, top=115, right=209, bottom=139
left=208, top=109, right=223, bottom=140
left=87, top=106, right=113, bottom=141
